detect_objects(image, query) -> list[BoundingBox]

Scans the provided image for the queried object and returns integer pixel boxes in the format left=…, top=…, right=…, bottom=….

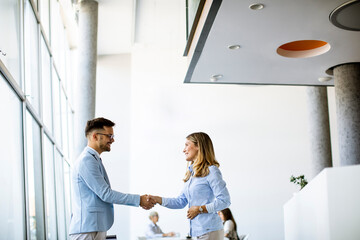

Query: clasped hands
left=140, top=195, right=203, bottom=220
left=139, top=195, right=162, bottom=210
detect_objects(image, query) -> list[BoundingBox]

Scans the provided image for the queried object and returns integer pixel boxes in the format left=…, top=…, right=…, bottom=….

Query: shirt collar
left=86, top=146, right=101, bottom=160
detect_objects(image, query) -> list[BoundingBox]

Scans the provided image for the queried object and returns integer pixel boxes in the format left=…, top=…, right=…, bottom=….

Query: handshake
left=139, top=195, right=203, bottom=220
left=139, top=195, right=162, bottom=210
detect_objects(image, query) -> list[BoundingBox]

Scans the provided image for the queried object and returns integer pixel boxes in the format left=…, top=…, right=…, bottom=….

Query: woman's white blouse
left=224, top=220, right=237, bottom=240
left=224, top=220, right=234, bottom=234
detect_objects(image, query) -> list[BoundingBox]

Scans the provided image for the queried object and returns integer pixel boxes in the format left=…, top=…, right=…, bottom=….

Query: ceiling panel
left=187, top=0, right=360, bottom=86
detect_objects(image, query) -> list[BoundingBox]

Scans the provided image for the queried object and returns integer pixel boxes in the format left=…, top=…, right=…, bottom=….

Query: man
left=69, top=117, right=155, bottom=240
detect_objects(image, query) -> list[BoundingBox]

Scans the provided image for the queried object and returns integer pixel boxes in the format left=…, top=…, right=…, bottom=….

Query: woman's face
left=183, top=139, right=199, bottom=162
left=218, top=211, right=225, bottom=221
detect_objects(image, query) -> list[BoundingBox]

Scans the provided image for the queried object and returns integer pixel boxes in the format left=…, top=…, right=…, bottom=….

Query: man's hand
left=147, top=195, right=162, bottom=205
left=140, top=195, right=156, bottom=210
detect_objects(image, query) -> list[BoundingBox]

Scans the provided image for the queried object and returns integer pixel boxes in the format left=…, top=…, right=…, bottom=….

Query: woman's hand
left=148, top=195, right=162, bottom=205
left=187, top=206, right=200, bottom=219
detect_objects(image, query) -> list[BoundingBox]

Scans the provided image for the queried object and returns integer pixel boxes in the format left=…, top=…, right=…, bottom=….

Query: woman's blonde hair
left=183, top=132, right=219, bottom=182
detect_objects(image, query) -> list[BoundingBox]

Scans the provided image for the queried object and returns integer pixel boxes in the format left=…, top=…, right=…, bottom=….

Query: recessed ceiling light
left=277, top=40, right=331, bottom=58
left=228, top=45, right=241, bottom=50
left=249, top=3, right=264, bottom=10
left=210, top=74, right=223, bottom=82
left=318, top=76, right=333, bottom=82
left=329, top=0, right=360, bottom=31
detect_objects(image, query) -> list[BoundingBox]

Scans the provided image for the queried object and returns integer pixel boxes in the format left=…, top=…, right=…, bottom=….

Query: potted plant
left=290, top=175, right=308, bottom=190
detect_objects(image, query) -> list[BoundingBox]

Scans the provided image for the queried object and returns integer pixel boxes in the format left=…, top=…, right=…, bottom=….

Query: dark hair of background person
left=85, top=117, right=115, bottom=137
left=221, top=208, right=237, bottom=231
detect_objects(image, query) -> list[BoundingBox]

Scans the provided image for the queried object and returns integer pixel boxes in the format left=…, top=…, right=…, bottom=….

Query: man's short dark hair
left=85, top=117, right=115, bottom=137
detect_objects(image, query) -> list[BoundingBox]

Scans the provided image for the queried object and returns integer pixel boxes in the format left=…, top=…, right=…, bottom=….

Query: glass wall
left=0, top=0, right=21, bottom=85
left=53, top=68, right=62, bottom=146
left=25, top=110, right=45, bottom=240
left=0, top=75, right=25, bottom=239
left=0, top=0, right=76, bottom=239
left=41, top=36, right=53, bottom=133
left=55, top=150, right=67, bottom=240
left=43, top=135, right=58, bottom=239
left=40, top=0, right=50, bottom=39
left=24, top=0, right=40, bottom=113
left=61, top=88, right=69, bottom=157
left=63, top=160, right=72, bottom=228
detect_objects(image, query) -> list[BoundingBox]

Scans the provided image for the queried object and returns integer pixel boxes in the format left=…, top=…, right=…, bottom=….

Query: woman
left=150, top=132, right=231, bottom=240
left=218, top=208, right=238, bottom=240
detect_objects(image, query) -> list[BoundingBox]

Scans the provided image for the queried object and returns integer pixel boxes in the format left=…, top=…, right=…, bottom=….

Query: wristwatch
left=199, top=206, right=203, bottom=213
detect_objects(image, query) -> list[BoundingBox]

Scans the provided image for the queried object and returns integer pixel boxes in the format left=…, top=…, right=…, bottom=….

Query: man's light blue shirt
left=162, top=165, right=231, bottom=237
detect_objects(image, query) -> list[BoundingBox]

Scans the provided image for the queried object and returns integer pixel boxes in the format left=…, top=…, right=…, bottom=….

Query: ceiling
left=184, top=0, right=360, bottom=86
left=95, top=0, right=360, bottom=86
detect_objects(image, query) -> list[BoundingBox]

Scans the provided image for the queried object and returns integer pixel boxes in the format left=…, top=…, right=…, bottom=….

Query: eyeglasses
left=96, top=133, right=115, bottom=140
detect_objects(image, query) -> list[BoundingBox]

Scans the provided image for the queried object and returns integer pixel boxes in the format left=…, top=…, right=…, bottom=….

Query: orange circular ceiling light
left=277, top=40, right=331, bottom=58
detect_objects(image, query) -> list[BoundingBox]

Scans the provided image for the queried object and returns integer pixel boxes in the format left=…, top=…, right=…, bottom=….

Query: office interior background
left=1, top=0, right=358, bottom=239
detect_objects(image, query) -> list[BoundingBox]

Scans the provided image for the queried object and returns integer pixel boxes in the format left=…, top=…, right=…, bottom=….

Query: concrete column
left=306, top=87, right=333, bottom=178
left=334, top=63, right=360, bottom=166
left=74, top=0, right=98, bottom=159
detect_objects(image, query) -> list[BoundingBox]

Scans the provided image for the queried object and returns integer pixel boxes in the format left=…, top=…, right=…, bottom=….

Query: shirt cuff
left=135, top=195, right=141, bottom=207
left=205, top=203, right=215, bottom=213
left=161, top=197, right=168, bottom=207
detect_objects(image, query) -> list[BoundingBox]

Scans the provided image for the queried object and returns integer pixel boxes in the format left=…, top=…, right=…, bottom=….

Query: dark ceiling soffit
left=183, top=0, right=206, bottom=57
left=183, top=81, right=334, bottom=87
left=183, top=0, right=223, bottom=83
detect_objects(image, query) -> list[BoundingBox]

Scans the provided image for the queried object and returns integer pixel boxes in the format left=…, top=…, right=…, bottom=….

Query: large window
left=25, top=110, right=45, bottom=240
left=43, top=135, right=58, bottom=239
left=24, top=0, right=40, bottom=113
left=41, top=35, right=53, bottom=133
left=0, top=75, right=25, bottom=239
left=52, top=68, right=62, bottom=146
left=55, top=150, right=67, bottom=240
left=40, top=0, right=50, bottom=39
left=0, top=0, right=76, bottom=239
left=63, top=160, right=72, bottom=228
left=0, top=0, right=21, bottom=85
left=61, top=88, right=69, bottom=157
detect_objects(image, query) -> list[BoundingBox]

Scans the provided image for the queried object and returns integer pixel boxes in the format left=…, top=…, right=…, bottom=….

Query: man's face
left=96, top=126, right=115, bottom=152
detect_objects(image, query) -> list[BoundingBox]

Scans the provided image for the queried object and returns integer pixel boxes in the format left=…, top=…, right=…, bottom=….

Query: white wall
left=95, top=1, right=338, bottom=239
left=96, top=54, right=133, bottom=239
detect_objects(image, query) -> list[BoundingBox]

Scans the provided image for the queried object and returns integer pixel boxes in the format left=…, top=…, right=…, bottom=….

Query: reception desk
left=284, top=165, right=360, bottom=240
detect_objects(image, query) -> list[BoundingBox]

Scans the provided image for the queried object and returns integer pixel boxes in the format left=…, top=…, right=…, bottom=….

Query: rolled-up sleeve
left=205, top=166, right=231, bottom=213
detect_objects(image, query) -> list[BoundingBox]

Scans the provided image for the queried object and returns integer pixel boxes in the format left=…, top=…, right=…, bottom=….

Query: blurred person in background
left=218, top=208, right=238, bottom=240
left=145, top=211, right=175, bottom=238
